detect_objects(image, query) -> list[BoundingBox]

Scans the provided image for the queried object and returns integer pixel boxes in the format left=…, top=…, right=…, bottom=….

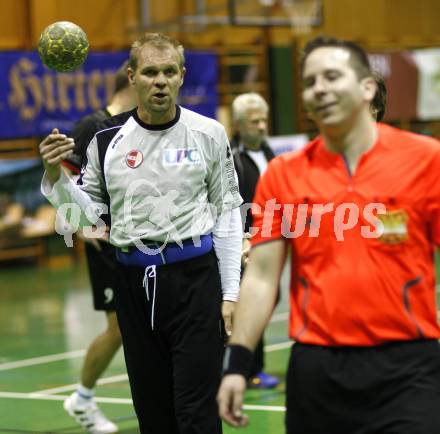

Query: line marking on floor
left=0, top=350, right=86, bottom=371
left=0, top=391, right=286, bottom=412
left=270, top=312, right=289, bottom=323
left=243, top=404, right=286, bottom=412
left=34, top=374, right=129, bottom=394
left=0, top=391, right=132, bottom=404
left=265, top=341, right=293, bottom=352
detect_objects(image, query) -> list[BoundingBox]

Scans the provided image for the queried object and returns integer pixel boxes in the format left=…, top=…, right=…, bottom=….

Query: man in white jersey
left=39, top=33, right=243, bottom=434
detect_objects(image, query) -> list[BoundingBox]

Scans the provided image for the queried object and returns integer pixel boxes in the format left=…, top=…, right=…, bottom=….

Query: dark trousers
left=115, top=251, right=224, bottom=434
left=286, top=340, right=440, bottom=434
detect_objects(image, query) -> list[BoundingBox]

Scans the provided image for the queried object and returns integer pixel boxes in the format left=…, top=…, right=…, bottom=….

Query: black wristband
left=222, top=344, right=253, bottom=377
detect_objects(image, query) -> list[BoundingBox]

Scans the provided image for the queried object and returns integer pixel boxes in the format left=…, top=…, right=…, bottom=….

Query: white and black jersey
left=44, top=105, right=242, bottom=248
left=43, top=106, right=243, bottom=433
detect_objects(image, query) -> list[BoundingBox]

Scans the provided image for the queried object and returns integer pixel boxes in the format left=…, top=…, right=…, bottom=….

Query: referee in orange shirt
left=218, top=35, right=440, bottom=434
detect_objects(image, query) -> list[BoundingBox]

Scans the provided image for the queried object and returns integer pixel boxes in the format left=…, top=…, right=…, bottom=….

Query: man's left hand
left=222, top=301, right=235, bottom=337
left=217, top=374, right=249, bottom=427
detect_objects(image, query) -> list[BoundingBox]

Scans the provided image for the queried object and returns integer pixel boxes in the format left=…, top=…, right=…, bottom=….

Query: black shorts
left=286, top=340, right=440, bottom=434
left=85, top=241, right=124, bottom=311
left=115, top=251, right=224, bottom=434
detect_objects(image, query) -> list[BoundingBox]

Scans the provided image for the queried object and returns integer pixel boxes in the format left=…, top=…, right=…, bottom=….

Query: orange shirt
left=251, top=123, right=440, bottom=346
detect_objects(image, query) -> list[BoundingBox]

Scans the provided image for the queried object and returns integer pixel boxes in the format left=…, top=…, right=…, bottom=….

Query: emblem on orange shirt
left=377, top=209, right=408, bottom=244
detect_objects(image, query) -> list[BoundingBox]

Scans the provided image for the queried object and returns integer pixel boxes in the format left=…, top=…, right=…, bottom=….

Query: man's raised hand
left=39, top=128, right=74, bottom=183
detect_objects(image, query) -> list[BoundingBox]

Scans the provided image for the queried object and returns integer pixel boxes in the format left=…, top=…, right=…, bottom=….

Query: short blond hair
left=128, top=33, right=185, bottom=71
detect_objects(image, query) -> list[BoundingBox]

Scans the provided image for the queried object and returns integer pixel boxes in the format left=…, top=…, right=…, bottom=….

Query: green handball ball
left=38, top=21, right=89, bottom=72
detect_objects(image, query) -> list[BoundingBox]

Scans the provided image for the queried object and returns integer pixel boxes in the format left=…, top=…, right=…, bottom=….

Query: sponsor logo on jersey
left=225, top=151, right=239, bottom=195
left=163, top=148, right=200, bottom=166
left=126, top=150, right=143, bottom=168
left=112, top=134, right=124, bottom=149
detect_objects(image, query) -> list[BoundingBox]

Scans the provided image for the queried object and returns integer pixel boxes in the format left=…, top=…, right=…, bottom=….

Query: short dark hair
left=371, top=71, right=387, bottom=122
left=128, top=33, right=185, bottom=72
left=113, top=60, right=130, bottom=94
left=300, top=35, right=372, bottom=80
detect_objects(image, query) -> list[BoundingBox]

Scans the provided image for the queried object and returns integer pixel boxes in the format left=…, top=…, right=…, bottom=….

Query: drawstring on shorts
left=142, top=265, right=157, bottom=330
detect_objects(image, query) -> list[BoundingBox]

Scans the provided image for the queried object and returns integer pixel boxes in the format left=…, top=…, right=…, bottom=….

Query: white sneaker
left=64, top=391, right=118, bottom=434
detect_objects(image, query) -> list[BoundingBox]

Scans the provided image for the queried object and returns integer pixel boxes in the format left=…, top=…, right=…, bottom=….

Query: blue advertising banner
left=0, top=50, right=218, bottom=140
left=179, top=51, right=218, bottom=120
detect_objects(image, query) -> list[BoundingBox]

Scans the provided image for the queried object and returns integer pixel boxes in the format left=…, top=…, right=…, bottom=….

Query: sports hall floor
left=0, top=257, right=292, bottom=433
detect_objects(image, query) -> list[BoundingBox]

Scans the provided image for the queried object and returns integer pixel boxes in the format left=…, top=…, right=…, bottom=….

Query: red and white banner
left=369, top=48, right=440, bottom=121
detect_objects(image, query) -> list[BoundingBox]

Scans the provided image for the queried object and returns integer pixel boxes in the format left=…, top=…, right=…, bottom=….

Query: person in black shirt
left=370, top=71, right=387, bottom=122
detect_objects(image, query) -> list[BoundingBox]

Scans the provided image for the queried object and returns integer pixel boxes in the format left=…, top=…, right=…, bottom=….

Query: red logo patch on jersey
left=126, top=150, right=143, bottom=168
